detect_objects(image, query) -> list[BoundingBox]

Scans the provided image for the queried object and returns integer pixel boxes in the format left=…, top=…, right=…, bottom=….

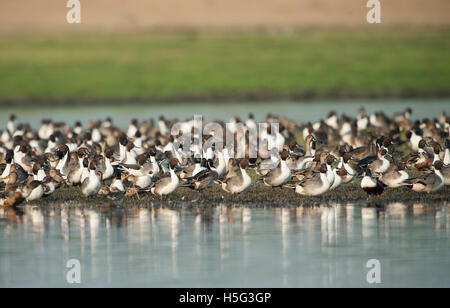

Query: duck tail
left=282, top=183, right=296, bottom=190
left=181, top=182, right=196, bottom=190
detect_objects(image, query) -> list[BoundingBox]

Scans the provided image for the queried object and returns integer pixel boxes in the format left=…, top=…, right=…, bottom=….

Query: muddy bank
left=22, top=184, right=450, bottom=209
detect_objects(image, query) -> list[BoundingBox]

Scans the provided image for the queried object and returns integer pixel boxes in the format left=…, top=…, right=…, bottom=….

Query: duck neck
left=170, top=167, right=178, bottom=182
left=434, top=168, right=444, bottom=180
left=433, top=153, right=440, bottom=163
left=444, top=149, right=450, bottom=165
left=56, top=152, right=68, bottom=170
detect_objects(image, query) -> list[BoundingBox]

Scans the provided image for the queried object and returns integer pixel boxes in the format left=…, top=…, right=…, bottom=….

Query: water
left=1, top=98, right=449, bottom=129
left=1, top=202, right=449, bottom=287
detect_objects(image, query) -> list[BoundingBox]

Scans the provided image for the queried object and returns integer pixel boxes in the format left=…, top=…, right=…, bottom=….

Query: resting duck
left=405, top=161, right=444, bottom=193
left=405, top=139, right=432, bottom=171
left=379, top=161, right=409, bottom=188
left=81, top=161, right=102, bottom=197
left=150, top=158, right=180, bottom=199
left=262, top=150, right=292, bottom=187
left=293, top=164, right=330, bottom=196
left=329, top=166, right=348, bottom=190
left=220, top=159, right=252, bottom=194
left=22, top=180, right=44, bottom=202
left=182, top=159, right=218, bottom=199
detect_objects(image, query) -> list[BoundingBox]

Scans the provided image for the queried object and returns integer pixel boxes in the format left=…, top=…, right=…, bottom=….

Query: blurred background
left=0, top=0, right=449, bottom=125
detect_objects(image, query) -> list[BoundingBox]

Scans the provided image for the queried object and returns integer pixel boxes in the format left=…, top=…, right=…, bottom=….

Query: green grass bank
left=1, top=29, right=449, bottom=105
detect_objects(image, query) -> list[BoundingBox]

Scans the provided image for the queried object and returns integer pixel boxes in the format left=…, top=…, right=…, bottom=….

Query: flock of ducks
left=1, top=108, right=449, bottom=208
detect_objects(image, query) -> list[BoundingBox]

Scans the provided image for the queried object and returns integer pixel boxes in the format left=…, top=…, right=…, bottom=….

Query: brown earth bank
left=23, top=184, right=450, bottom=208
left=1, top=0, right=449, bottom=35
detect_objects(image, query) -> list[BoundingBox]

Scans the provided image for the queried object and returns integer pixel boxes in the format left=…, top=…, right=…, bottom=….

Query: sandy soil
left=0, top=0, right=449, bottom=34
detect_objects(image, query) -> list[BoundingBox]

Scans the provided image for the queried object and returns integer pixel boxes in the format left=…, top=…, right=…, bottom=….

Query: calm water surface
left=1, top=98, right=449, bottom=129
left=0, top=202, right=449, bottom=287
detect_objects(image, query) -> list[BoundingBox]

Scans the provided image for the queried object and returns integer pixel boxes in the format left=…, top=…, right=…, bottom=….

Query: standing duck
left=361, top=169, right=386, bottom=199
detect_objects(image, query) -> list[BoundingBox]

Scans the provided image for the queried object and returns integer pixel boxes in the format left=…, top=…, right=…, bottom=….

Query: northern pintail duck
left=361, top=169, right=386, bottom=199
left=443, top=139, right=450, bottom=165
left=182, top=159, right=218, bottom=199
left=150, top=158, right=180, bottom=199
left=22, top=180, right=44, bottom=202
left=405, top=161, right=445, bottom=193
left=220, top=159, right=252, bottom=194
left=406, top=129, right=424, bottom=152
left=81, top=161, right=102, bottom=197
left=262, top=150, right=291, bottom=187
left=379, top=161, right=409, bottom=188
left=329, top=166, right=348, bottom=190
left=0, top=191, right=23, bottom=209
left=293, top=164, right=330, bottom=196
left=405, top=140, right=432, bottom=171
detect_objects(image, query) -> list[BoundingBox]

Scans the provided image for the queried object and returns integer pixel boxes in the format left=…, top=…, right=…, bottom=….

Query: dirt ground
left=0, top=0, right=449, bottom=34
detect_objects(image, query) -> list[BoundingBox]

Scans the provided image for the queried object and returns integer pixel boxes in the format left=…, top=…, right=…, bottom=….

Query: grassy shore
left=1, top=29, right=449, bottom=105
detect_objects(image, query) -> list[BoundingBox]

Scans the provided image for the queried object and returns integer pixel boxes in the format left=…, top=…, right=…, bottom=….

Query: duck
left=54, top=144, right=71, bottom=176
left=254, top=148, right=279, bottom=176
left=220, top=159, right=252, bottom=194
left=405, top=161, right=445, bottom=193
left=365, top=148, right=391, bottom=175
left=295, top=135, right=316, bottom=170
left=1, top=149, right=13, bottom=180
left=99, top=148, right=114, bottom=180
left=360, top=168, right=387, bottom=199
left=443, top=139, right=450, bottom=165
left=179, top=158, right=205, bottom=179
left=182, top=159, right=218, bottom=199
left=42, top=176, right=61, bottom=196
left=150, top=158, right=180, bottom=199
left=7, top=114, right=16, bottom=135
left=347, top=140, right=377, bottom=162
left=441, top=162, right=450, bottom=185
left=81, top=161, right=102, bottom=197
left=22, top=180, right=44, bottom=202
left=293, top=164, right=330, bottom=196
left=66, top=148, right=89, bottom=186
left=121, top=154, right=153, bottom=199
left=379, top=161, right=409, bottom=188
left=0, top=191, right=24, bottom=209
left=13, top=145, right=33, bottom=173
left=337, top=153, right=356, bottom=184
left=406, top=128, right=424, bottom=152
left=98, top=173, right=126, bottom=204
left=329, top=165, right=348, bottom=190
left=405, top=140, right=432, bottom=171
left=262, top=150, right=292, bottom=187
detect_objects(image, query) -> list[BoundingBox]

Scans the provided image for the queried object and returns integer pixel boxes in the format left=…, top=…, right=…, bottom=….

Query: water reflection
left=0, top=201, right=449, bottom=287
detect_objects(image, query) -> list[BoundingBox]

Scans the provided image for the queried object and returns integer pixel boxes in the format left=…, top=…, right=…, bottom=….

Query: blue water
left=1, top=202, right=449, bottom=287
left=0, top=98, right=449, bottom=129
